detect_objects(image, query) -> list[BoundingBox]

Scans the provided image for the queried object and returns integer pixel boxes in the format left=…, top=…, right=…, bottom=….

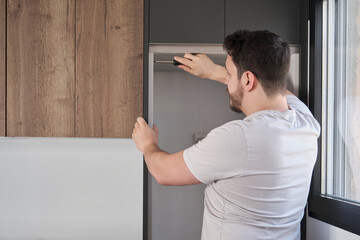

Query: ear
left=242, top=71, right=257, bottom=92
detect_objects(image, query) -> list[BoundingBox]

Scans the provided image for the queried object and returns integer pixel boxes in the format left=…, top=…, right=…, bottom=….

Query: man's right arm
left=174, top=53, right=227, bottom=84
left=175, top=54, right=300, bottom=98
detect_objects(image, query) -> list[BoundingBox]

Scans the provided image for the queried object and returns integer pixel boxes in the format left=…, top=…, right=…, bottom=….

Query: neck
left=242, top=93, right=288, bottom=116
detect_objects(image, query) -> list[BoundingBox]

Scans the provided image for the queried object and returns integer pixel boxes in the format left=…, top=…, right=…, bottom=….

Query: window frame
left=308, top=0, right=360, bottom=236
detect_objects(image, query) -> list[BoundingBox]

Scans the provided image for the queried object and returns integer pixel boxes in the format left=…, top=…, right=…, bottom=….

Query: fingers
left=174, top=53, right=199, bottom=65
left=136, top=117, right=147, bottom=126
left=153, top=124, right=158, bottom=134
left=178, top=64, right=192, bottom=73
left=134, top=117, right=159, bottom=131
left=174, top=56, right=193, bottom=68
left=132, top=125, right=137, bottom=137
left=184, top=53, right=197, bottom=60
left=133, top=117, right=147, bottom=137
left=174, top=53, right=204, bottom=75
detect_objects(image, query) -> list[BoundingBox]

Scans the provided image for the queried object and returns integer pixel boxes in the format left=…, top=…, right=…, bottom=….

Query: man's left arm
left=132, top=117, right=200, bottom=186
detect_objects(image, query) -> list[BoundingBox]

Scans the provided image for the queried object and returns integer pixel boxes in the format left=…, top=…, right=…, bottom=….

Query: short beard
left=227, top=85, right=244, bottom=113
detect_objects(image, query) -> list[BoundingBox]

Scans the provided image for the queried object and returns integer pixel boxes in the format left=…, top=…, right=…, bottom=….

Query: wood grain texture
left=7, top=0, right=75, bottom=137
left=0, top=0, right=5, bottom=136
left=76, top=0, right=143, bottom=138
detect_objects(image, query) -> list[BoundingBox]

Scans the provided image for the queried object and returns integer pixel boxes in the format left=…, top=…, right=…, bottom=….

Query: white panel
left=0, top=137, right=143, bottom=240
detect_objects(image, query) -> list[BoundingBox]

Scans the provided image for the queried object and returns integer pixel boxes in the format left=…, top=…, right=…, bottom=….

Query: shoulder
left=286, top=95, right=312, bottom=116
left=286, top=95, right=321, bottom=135
left=189, top=120, right=247, bottom=155
left=207, top=120, right=246, bottom=140
left=184, top=120, right=248, bottom=184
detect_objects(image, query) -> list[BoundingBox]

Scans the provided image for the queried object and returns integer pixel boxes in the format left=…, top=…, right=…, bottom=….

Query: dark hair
left=224, top=30, right=290, bottom=97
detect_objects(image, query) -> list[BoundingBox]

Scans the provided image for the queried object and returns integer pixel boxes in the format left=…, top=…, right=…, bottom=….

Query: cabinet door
left=7, top=0, right=76, bottom=137
left=5, top=0, right=143, bottom=138
left=225, top=0, right=301, bottom=44
left=75, top=0, right=143, bottom=138
left=150, top=0, right=224, bottom=43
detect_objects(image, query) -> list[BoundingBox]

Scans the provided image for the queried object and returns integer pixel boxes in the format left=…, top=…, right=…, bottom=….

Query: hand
left=132, top=117, right=159, bottom=154
left=174, top=53, right=215, bottom=79
left=174, top=53, right=227, bottom=84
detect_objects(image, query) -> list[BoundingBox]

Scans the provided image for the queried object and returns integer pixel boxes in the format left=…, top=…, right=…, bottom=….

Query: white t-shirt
left=184, top=95, right=320, bottom=240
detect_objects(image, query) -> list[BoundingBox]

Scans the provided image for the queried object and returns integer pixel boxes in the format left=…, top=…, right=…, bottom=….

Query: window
left=322, top=0, right=360, bottom=204
left=308, top=0, right=360, bottom=235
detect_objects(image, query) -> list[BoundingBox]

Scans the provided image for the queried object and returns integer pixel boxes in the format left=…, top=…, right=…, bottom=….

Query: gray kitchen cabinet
left=225, top=0, right=301, bottom=44
left=149, top=0, right=224, bottom=43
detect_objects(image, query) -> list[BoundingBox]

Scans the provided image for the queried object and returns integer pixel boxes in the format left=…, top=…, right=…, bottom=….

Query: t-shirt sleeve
left=286, top=95, right=313, bottom=116
left=183, top=121, right=247, bottom=184
left=287, top=94, right=321, bottom=135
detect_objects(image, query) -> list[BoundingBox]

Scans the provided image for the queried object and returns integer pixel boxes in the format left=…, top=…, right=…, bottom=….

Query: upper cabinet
left=2, top=0, right=143, bottom=138
left=149, top=0, right=301, bottom=45
left=149, top=0, right=224, bottom=44
left=225, top=0, right=301, bottom=44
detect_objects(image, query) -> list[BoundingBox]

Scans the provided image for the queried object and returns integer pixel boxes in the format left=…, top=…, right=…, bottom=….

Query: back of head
left=224, top=30, right=290, bottom=97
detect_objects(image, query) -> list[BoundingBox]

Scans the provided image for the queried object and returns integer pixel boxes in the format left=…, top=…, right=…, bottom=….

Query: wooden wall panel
left=76, top=0, right=143, bottom=138
left=7, top=0, right=75, bottom=137
left=0, top=0, right=5, bottom=136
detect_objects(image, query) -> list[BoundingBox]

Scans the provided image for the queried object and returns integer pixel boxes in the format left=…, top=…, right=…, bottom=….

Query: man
left=132, top=30, right=320, bottom=240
